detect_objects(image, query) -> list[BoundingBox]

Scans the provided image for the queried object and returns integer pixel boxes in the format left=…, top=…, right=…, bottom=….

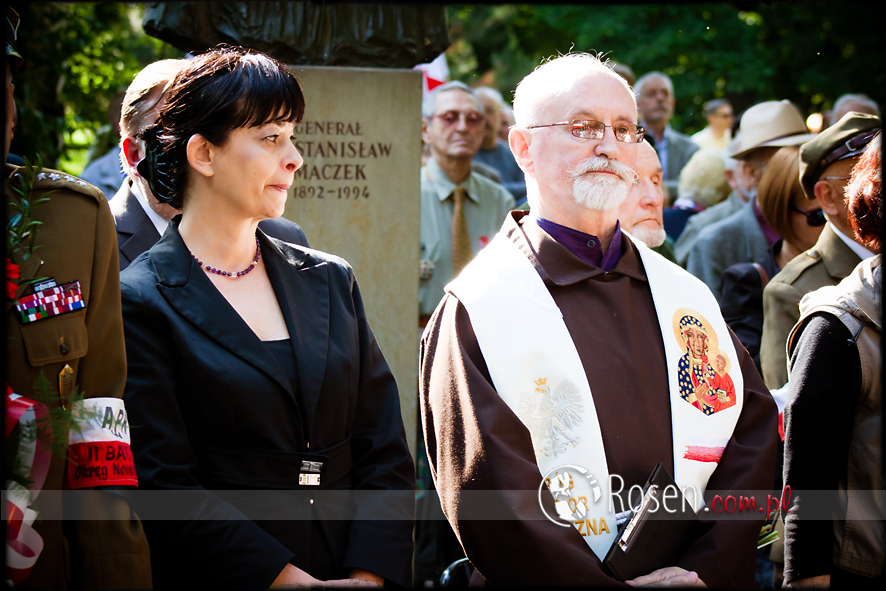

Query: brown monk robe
left=420, top=211, right=777, bottom=588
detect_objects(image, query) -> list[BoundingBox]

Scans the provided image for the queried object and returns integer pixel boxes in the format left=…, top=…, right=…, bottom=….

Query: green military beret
left=799, top=112, right=881, bottom=199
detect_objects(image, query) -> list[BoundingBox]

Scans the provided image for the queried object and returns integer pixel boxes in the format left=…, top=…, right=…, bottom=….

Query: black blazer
left=110, top=180, right=311, bottom=271
left=120, top=219, right=415, bottom=589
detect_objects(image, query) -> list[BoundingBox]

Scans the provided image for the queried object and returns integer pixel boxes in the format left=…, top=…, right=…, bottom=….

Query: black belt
left=199, top=437, right=353, bottom=489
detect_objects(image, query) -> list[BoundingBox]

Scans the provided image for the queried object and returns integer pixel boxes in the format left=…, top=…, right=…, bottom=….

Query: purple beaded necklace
left=192, top=236, right=261, bottom=278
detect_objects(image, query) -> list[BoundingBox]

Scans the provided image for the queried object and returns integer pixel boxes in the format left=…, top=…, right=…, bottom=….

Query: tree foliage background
left=9, top=2, right=180, bottom=174
left=445, top=3, right=885, bottom=133
left=8, top=2, right=883, bottom=174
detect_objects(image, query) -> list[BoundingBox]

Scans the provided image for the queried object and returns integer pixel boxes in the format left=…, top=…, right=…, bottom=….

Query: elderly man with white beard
left=419, top=53, right=777, bottom=587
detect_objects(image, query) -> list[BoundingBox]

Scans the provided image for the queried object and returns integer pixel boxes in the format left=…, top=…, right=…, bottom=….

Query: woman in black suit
left=120, top=46, right=414, bottom=589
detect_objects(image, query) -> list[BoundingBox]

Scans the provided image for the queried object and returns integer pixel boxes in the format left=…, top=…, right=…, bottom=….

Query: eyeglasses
left=790, top=204, right=827, bottom=227
left=526, top=119, right=646, bottom=143
left=823, top=176, right=851, bottom=181
left=430, top=111, right=485, bottom=127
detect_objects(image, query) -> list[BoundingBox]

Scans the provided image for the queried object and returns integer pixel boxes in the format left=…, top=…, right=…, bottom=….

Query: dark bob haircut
left=139, top=45, right=305, bottom=209
left=847, top=132, right=882, bottom=253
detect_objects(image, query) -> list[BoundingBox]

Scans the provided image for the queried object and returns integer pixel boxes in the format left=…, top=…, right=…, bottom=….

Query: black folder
left=603, top=463, right=698, bottom=582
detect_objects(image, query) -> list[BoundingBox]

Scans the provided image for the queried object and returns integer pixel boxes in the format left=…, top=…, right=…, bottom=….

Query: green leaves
left=7, top=155, right=51, bottom=295
left=10, top=3, right=180, bottom=173
left=446, top=3, right=884, bottom=133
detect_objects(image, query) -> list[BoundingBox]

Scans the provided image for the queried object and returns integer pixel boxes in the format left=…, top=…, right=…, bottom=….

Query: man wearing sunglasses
left=420, top=53, right=777, bottom=588
left=760, top=112, right=881, bottom=392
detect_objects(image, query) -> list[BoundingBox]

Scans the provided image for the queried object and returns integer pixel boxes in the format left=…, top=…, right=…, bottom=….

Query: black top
left=783, top=313, right=862, bottom=582
left=120, top=221, right=415, bottom=589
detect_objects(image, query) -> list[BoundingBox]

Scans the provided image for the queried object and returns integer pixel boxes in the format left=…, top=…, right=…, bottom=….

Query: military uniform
left=760, top=223, right=862, bottom=390
left=5, top=164, right=152, bottom=589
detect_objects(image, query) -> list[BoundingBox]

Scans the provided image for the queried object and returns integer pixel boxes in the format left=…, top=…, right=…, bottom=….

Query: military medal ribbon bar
left=15, top=280, right=84, bottom=324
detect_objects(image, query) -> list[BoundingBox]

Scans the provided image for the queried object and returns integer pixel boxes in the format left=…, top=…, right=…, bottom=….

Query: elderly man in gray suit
left=635, top=71, right=699, bottom=199
left=111, top=59, right=309, bottom=271
left=685, top=101, right=814, bottom=299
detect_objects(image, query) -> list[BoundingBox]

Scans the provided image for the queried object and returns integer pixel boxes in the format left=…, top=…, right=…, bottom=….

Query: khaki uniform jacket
left=760, top=223, right=862, bottom=389
left=5, top=164, right=152, bottom=589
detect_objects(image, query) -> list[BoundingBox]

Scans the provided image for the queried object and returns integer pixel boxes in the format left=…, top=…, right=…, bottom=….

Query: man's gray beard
left=629, top=224, right=667, bottom=248
left=572, top=175, right=630, bottom=211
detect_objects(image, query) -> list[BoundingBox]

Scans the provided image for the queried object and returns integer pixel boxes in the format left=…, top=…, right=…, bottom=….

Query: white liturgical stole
left=446, top=231, right=743, bottom=560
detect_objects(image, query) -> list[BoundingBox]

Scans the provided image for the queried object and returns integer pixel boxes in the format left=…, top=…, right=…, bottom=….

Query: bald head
left=513, top=53, right=636, bottom=130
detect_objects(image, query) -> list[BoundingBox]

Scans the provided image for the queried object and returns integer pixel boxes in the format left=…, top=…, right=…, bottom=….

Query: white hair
left=421, top=81, right=483, bottom=119
left=678, top=149, right=731, bottom=209
left=629, top=225, right=667, bottom=248
left=475, top=86, right=505, bottom=107
left=569, top=155, right=637, bottom=211
left=831, top=93, right=881, bottom=125
left=512, top=53, right=636, bottom=129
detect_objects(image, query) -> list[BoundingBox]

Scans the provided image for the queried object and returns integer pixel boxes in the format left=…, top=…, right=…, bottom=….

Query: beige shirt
left=419, top=158, right=514, bottom=316
left=690, top=126, right=732, bottom=154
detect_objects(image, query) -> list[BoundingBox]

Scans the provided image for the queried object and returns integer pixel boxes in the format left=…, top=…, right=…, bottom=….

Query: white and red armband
left=65, top=398, right=138, bottom=489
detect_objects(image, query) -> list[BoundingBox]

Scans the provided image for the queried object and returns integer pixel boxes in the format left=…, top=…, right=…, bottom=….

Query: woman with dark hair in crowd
left=782, top=132, right=882, bottom=588
left=120, top=46, right=414, bottom=589
left=719, top=145, right=826, bottom=371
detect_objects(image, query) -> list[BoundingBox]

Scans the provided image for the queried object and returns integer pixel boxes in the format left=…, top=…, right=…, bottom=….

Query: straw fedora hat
left=729, top=100, right=816, bottom=159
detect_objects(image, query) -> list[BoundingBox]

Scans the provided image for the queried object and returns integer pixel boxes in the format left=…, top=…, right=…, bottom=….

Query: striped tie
left=450, top=187, right=472, bottom=276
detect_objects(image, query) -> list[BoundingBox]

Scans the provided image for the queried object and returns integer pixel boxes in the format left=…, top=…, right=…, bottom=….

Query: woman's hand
left=788, top=575, right=830, bottom=587
left=626, top=567, right=707, bottom=587
left=349, top=568, right=384, bottom=586
left=270, top=564, right=320, bottom=587
left=270, top=564, right=382, bottom=588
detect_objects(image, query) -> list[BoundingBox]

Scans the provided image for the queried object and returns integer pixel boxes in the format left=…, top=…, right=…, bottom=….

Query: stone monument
left=286, top=66, right=422, bottom=456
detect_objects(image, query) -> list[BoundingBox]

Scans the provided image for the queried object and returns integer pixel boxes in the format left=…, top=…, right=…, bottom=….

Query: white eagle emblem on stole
left=518, top=378, right=584, bottom=457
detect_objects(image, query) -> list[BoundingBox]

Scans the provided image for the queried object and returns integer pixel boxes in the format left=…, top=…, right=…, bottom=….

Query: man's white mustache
left=569, top=157, right=638, bottom=185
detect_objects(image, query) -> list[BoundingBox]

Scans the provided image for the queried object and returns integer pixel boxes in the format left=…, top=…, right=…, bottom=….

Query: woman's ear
left=186, top=134, right=215, bottom=179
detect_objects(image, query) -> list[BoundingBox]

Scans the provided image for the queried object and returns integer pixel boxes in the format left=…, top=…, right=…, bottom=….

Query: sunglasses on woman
left=790, top=204, right=827, bottom=227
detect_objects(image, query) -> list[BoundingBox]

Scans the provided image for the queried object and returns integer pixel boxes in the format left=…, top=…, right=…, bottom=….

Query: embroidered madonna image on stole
left=673, top=309, right=738, bottom=417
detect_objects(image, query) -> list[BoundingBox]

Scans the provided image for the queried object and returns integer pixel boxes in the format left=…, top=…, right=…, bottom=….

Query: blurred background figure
left=617, top=139, right=677, bottom=261
left=610, top=60, right=636, bottom=88
left=719, top=145, right=823, bottom=372
left=498, top=102, right=515, bottom=143
left=635, top=71, right=700, bottom=197
left=782, top=131, right=882, bottom=589
left=690, top=99, right=734, bottom=154
left=828, top=92, right=880, bottom=126
left=760, top=112, right=880, bottom=391
left=664, top=148, right=731, bottom=242
left=473, top=86, right=527, bottom=205
left=674, top=136, right=744, bottom=263
left=685, top=100, right=814, bottom=297
left=80, top=89, right=127, bottom=198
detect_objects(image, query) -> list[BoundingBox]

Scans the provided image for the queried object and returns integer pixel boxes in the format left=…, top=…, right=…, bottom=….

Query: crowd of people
left=5, top=5, right=883, bottom=589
